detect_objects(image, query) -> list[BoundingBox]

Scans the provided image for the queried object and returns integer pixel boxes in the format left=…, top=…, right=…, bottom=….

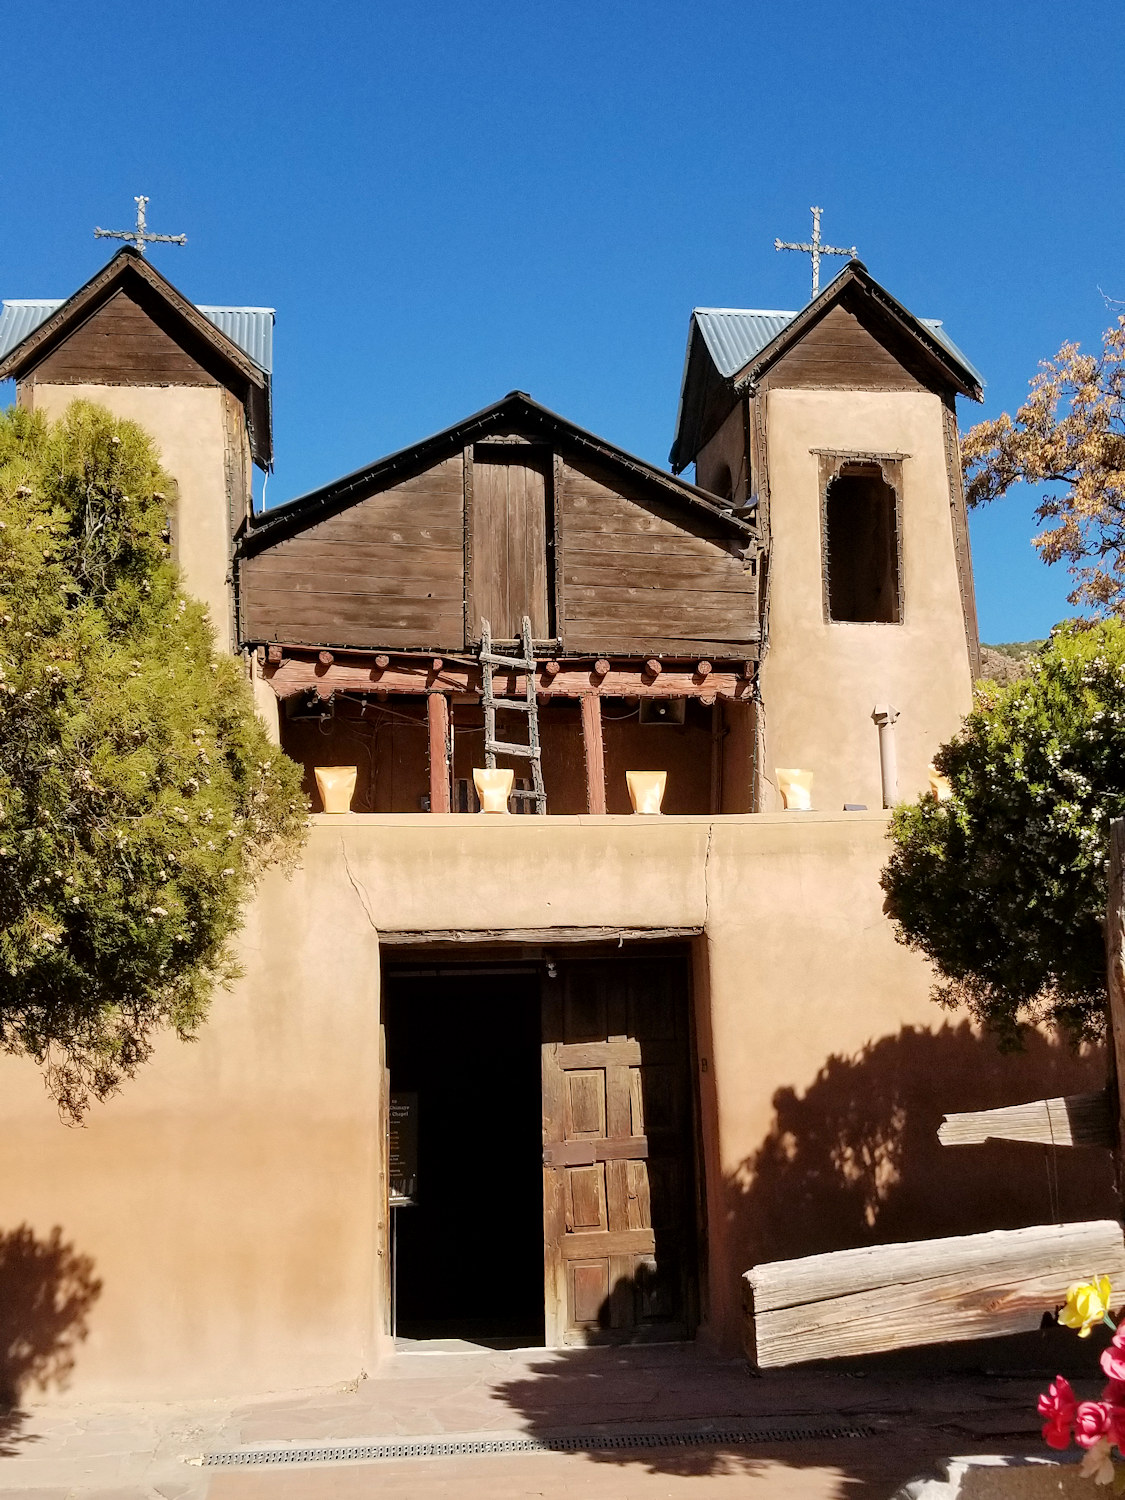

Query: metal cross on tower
left=94, top=196, right=186, bottom=256
left=775, top=206, right=856, bottom=299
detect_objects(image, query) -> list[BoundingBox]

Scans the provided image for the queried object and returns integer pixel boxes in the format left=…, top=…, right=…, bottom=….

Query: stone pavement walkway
left=0, top=1341, right=1056, bottom=1500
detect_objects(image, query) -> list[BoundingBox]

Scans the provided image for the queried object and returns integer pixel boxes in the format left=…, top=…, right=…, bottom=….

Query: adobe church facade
left=0, top=249, right=1110, bottom=1401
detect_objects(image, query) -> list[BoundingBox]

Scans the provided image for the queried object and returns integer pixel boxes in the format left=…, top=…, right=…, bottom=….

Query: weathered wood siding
left=764, top=299, right=928, bottom=393
left=240, top=457, right=465, bottom=649
left=470, top=445, right=552, bottom=640
left=31, top=289, right=219, bottom=386
left=558, top=457, right=757, bottom=655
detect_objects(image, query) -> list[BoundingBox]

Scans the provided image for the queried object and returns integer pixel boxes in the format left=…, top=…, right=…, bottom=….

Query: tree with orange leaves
left=962, top=318, right=1125, bottom=613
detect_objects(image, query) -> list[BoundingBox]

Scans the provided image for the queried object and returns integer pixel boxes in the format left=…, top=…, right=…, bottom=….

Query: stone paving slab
left=0, top=1341, right=1061, bottom=1500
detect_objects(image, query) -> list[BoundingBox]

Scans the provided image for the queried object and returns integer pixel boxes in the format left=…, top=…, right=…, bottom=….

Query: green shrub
left=0, top=401, right=307, bottom=1116
left=882, top=620, right=1125, bottom=1044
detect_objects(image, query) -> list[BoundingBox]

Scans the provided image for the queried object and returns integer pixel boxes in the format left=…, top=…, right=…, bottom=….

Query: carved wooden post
left=427, top=692, right=451, bottom=813
left=1107, top=819, right=1125, bottom=1191
left=580, top=694, right=606, bottom=815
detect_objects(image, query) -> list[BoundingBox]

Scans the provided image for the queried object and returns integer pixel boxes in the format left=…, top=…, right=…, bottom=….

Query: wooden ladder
left=480, top=616, right=547, bottom=814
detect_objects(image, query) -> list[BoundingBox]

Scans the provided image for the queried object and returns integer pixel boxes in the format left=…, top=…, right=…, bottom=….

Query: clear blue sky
left=2, top=0, right=1121, bottom=642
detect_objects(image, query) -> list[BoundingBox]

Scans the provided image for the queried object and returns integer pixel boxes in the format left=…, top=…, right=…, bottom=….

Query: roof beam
left=260, top=652, right=756, bottom=704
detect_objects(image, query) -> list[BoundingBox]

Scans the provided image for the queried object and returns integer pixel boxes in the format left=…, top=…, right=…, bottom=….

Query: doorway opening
left=384, top=965, right=546, bottom=1346
left=383, top=947, right=701, bottom=1349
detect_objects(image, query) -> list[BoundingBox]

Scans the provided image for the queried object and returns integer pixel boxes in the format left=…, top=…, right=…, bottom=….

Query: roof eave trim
left=243, top=392, right=753, bottom=553
left=0, top=249, right=269, bottom=390
left=730, top=263, right=983, bottom=401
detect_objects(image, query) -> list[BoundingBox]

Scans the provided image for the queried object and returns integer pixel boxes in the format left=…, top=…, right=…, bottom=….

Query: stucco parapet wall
left=308, top=810, right=893, bottom=937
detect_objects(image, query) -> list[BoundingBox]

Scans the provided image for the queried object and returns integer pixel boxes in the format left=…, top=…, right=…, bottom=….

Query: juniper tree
left=0, top=401, right=306, bottom=1117
left=881, top=619, right=1125, bottom=1045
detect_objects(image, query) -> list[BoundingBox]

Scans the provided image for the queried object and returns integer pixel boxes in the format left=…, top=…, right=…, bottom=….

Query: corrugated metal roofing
left=0, top=302, right=61, bottom=362
left=197, top=307, right=274, bottom=374
left=691, top=307, right=983, bottom=389
left=0, top=298, right=275, bottom=373
left=693, top=309, right=797, bottom=378
left=920, top=319, right=984, bottom=388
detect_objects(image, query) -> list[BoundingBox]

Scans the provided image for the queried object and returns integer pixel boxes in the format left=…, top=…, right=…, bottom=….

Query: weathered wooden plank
left=747, top=1218, right=1124, bottom=1313
left=564, top=510, right=727, bottom=541
left=246, top=600, right=466, bottom=632
left=243, top=568, right=465, bottom=600
left=745, top=1219, right=1125, bottom=1368
left=562, top=634, right=760, bottom=655
left=1108, top=819, right=1125, bottom=1173
left=565, top=601, right=756, bottom=630
left=378, top=925, right=703, bottom=945
left=265, top=501, right=463, bottom=546
left=938, top=1090, right=1114, bottom=1149
left=562, top=1229, right=657, bottom=1259
left=566, top=534, right=742, bottom=559
left=566, top=587, right=755, bottom=613
left=426, top=692, right=450, bottom=813
left=543, top=1136, right=650, bottom=1166
left=247, top=617, right=467, bottom=651
left=249, top=539, right=464, bottom=572
left=553, top=1039, right=680, bottom=1068
left=565, top=560, right=754, bottom=593
left=581, top=694, right=606, bottom=815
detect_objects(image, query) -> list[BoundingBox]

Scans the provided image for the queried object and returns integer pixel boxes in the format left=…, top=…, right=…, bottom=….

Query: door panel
left=542, top=955, right=696, bottom=1345
left=471, top=447, right=552, bottom=640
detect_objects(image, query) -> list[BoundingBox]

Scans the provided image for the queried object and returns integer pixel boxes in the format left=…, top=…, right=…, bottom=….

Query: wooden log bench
left=743, top=1219, right=1125, bottom=1368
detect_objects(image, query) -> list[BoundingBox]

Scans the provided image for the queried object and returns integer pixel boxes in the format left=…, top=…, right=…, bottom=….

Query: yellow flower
left=1060, top=1277, right=1113, bottom=1338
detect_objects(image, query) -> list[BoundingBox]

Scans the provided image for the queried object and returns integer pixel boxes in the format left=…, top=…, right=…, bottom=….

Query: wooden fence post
left=1107, top=819, right=1125, bottom=1192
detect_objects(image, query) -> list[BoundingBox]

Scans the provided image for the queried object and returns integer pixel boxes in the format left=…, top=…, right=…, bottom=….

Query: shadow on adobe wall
left=492, top=1022, right=1114, bottom=1486
left=0, top=1224, right=102, bottom=1452
left=729, top=1020, right=1116, bottom=1270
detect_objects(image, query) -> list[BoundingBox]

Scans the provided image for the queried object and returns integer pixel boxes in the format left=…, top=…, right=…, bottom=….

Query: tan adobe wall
left=22, top=384, right=245, bottom=652
left=759, top=389, right=973, bottom=812
left=0, top=814, right=1109, bottom=1401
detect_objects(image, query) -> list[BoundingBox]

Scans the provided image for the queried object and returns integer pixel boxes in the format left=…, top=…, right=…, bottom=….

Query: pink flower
left=1039, top=1376, right=1078, bottom=1427
left=1043, top=1416, right=1072, bottom=1450
left=1074, top=1401, right=1117, bottom=1449
left=1104, top=1332, right=1125, bottom=1374
left=1102, top=1329, right=1125, bottom=1382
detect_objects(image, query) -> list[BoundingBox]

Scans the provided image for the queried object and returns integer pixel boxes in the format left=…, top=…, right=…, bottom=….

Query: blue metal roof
left=693, top=309, right=796, bottom=378
left=691, top=306, right=983, bottom=389
left=0, top=298, right=274, bottom=374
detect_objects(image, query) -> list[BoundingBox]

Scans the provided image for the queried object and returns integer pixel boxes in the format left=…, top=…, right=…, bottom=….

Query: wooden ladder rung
left=480, top=651, right=533, bottom=671
left=488, top=740, right=540, bottom=759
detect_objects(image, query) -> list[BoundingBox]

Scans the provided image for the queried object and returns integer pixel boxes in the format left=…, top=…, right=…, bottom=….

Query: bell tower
left=0, top=247, right=273, bottom=654
left=671, top=260, right=983, bottom=812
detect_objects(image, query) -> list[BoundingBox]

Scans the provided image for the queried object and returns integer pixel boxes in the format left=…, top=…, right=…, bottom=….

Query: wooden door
left=471, top=446, right=552, bottom=640
left=541, top=955, right=696, bottom=1344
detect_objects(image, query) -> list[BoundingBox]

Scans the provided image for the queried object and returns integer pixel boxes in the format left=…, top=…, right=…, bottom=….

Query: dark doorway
left=384, top=966, right=546, bottom=1345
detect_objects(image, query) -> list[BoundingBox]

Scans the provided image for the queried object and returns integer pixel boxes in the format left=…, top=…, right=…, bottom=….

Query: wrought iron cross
left=94, top=196, right=186, bottom=256
left=775, top=206, right=856, bottom=299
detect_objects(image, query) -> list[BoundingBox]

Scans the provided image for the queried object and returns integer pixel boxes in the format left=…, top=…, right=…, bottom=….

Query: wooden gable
left=0, top=249, right=273, bottom=467
left=559, top=454, right=756, bottom=655
left=239, top=457, right=466, bottom=650
left=238, top=395, right=759, bottom=658
left=32, top=287, right=219, bottom=386
left=761, top=296, right=931, bottom=393
left=743, top=266, right=983, bottom=401
left=670, top=263, right=983, bottom=473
